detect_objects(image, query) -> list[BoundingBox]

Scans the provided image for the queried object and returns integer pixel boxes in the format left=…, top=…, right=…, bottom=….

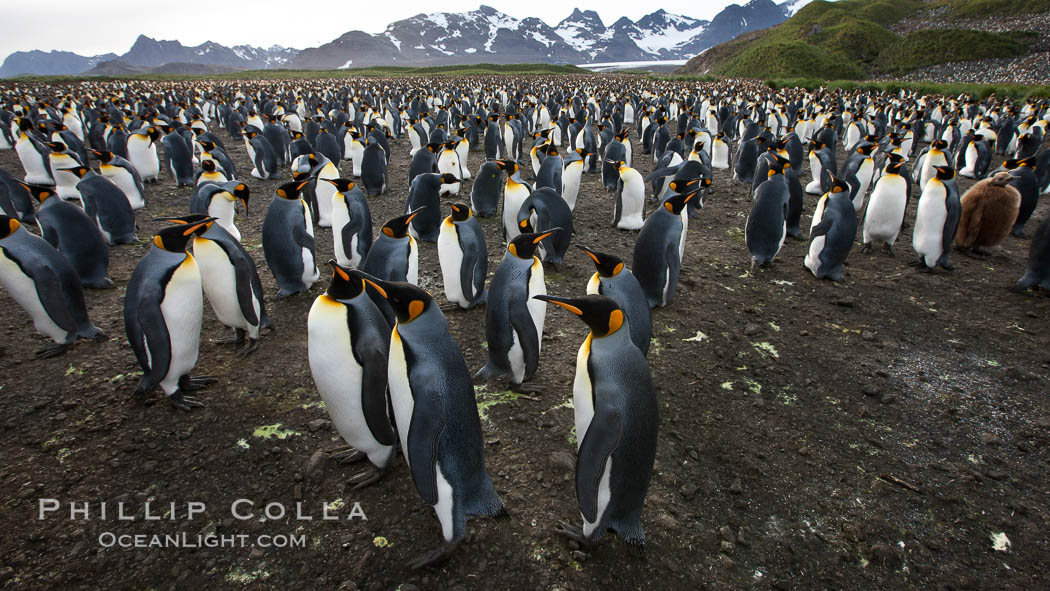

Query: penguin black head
left=856, top=143, right=875, bottom=156
left=533, top=294, right=625, bottom=338
left=152, top=218, right=215, bottom=252
left=439, top=173, right=460, bottom=185
left=92, top=149, right=113, bottom=163
left=768, top=155, right=790, bottom=176
left=381, top=208, right=425, bottom=239
left=325, top=260, right=366, bottom=300
left=47, top=141, right=68, bottom=153
left=199, top=140, right=217, bottom=152
left=885, top=153, right=905, bottom=175
left=934, top=165, right=955, bottom=181
left=932, top=139, right=948, bottom=150
left=0, top=215, right=22, bottom=239
left=1002, top=158, right=1031, bottom=170
left=354, top=271, right=434, bottom=324
left=669, top=178, right=701, bottom=195
left=576, top=244, right=624, bottom=278
left=663, top=189, right=696, bottom=215
left=692, top=141, right=705, bottom=153
left=508, top=229, right=559, bottom=260
left=827, top=175, right=850, bottom=195
left=225, top=182, right=250, bottom=212
left=323, top=178, right=356, bottom=193
left=496, top=159, right=518, bottom=174
left=275, top=180, right=309, bottom=200
left=448, top=202, right=471, bottom=222
left=18, top=183, right=56, bottom=203
left=543, top=144, right=560, bottom=157
left=65, top=166, right=90, bottom=179
left=200, top=159, right=218, bottom=173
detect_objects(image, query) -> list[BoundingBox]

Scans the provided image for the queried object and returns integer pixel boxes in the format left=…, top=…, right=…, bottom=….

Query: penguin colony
left=1, top=79, right=1049, bottom=569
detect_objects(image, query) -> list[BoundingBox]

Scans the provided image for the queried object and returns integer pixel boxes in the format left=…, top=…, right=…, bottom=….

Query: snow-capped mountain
left=0, top=36, right=298, bottom=78
left=290, top=2, right=795, bottom=69
left=2, top=2, right=796, bottom=76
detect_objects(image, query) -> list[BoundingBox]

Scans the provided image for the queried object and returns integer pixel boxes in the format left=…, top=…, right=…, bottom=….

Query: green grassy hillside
left=679, top=0, right=1041, bottom=80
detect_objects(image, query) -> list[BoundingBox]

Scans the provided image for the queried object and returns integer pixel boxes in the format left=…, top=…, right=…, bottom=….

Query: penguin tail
left=473, top=361, right=506, bottom=382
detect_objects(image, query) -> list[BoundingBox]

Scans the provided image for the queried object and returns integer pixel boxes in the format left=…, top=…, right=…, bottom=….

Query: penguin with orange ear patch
left=577, top=245, right=651, bottom=356
left=632, top=185, right=697, bottom=308
left=955, top=171, right=1020, bottom=257
left=262, top=180, right=319, bottom=299
left=475, top=230, right=559, bottom=394
left=360, top=209, right=425, bottom=326
left=536, top=293, right=657, bottom=555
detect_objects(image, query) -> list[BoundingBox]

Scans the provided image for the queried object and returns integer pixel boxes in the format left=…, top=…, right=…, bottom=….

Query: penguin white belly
left=526, top=258, right=546, bottom=356
left=585, top=273, right=600, bottom=295
left=103, top=167, right=144, bottom=210
left=679, top=214, right=689, bottom=262
left=52, top=169, right=81, bottom=202
left=437, top=153, right=461, bottom=195
left=0, top=250, right=67, bottom=342
left=913, top=189, right=948, bottom=265
left=504, top=127, right=515, bottom=158
left=342, top=136, right=355, bottom=161
left=582, top=457, right=613, bottom=537
left=437, top=222, right=467, bottom=306
left=806, top=155, right=823, bottom=194
left=208, top=198, right=239, bottom=242
left=562, top=163, right=582, bottom=211
left=128, top=140, right=160, bottom=181
left=804, top=235, right=825, bottom=275
left=433, top=463, right=456, bottom=542
left=308, top=297, right=392, bottom=466
left=712, top=141, right=729, bottom=169
left=407, top=238, right=419, bottom=285
left=863, top=177, right=907, bottom=245
left=573, top=336, right=595, bottom=448
left=159, top=256, right=203, bottom=395
left=332, top=202, right=351, bottom=267
left=314, top=176, right=337, bottom=228
left=194, top=238, right=245, bottom=331
left=16, top=139, right=51, bottom=185
left=387, top=328, right=415, bottom=465
left=960, top=144, right=978, bottom=178
left=508, top=331, right=526, bottom=384
left=503, top=185, right=529, bottom=240
left=616, top=174, right=645, bottom=230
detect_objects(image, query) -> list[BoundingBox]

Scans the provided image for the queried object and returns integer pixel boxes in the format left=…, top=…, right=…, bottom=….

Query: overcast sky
left=1, top=0, right=747, bottom=59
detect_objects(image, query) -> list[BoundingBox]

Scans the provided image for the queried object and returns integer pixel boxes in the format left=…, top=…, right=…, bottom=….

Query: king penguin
left=576, top=244, right=652, bottom=356
left=804, top=177, right=857, bottom=282
left=126, top=126, right=161, bottom=183
left=93, top=149, right=146, bottom=209
left=471, top=159, right=503, bottom=218
left=535, top=293, right=657, bottom=554
left=498, top=159, right=532, bottom=241
left=360, top=209, right=424, bottom=327
left=262, top=180, right=319, bottom=298
left=0, top=214, right=105, bottom=358
left=190, top=181, right=249, bottom=242
left=912, top=165, right=961, bottom=271
left=1013, top=214, right=1050, bottom=293
left=357, top=274, right=506, bottom=569
left=612, top=161, right=646, bottom=231
left=475, top=230, right=557, bottom=393
left=360, top=141, right=388, bottom=196
left=632, top=188, right=695, bottom=308
left=66, top=166, right=137, bottom=245
left=324, top=178, right=372, bottom=268
left=24, top=183, right=112, bottom=288
left=124, top=219, right=217, bottom=410
left=307, top=262, right=396, bottom=488
left=437, top=202, right=488, bottom=310
left=862, top=154, right=910, bottom=255
left=745, top=159, right=790, bottom=271
left=158, top=214, right=270, bottom=356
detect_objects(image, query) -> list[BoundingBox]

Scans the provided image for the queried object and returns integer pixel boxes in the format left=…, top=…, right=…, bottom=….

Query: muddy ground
left=1, top=109, right=1049, bottom=590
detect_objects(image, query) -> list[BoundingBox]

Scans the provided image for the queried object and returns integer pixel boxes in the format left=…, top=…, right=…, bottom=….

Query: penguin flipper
left=644, top=164, right=683, bottom=183
left=459, top=234, right=484, bottom=304
left=358, top=343, right=396, bottom=447
left=225, top=242, right=262, bottom=328
left=576, top=409, right=624, bottom=524
left=810, top=217, right=833, bottom=239
left=132, top=294, right=172, bottom=393
left=942, top=197, right=962, bottom=257
left=510, top=300, right=541, bottom=380
left=406, top=406, right=446, bottom=506
left=27, top=260, right=77, bottom=336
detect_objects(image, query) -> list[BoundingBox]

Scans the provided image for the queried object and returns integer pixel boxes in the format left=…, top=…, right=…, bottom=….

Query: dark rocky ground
left=1, top=109, right=1049, bottom=590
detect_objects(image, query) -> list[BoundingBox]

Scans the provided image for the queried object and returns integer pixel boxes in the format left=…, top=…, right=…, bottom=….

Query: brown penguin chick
left=955, top=172, right=1021, bottom=257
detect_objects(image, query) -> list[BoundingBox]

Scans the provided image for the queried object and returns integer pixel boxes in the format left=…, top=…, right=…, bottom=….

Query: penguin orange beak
left=532, top=294, right=583, bottom=316
left=351, top=270, right=388, bottom=299
left=575, top=244, right=602, bottom=265
left=405, top=207, right=425, bottom=225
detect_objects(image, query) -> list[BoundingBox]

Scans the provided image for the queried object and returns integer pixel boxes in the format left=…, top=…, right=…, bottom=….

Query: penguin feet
left=407, top=541, right=460, bottom=570
left=214, top=329, right=246, bottom=345
left=179, top=375, right=217, bottom=391
left=1011, top=227, right=1026, bottom=238
left=234, top=339, right=260, bottom=357
left=554, top=522, right=596, bottom=548
left=940, top=260, right=955, bottom=272
left=35, top=342, right=72, bottom=359
left=623, top=537, right=648, bottom=558
left=884, top=244, right=896, bottom=257
left=440, top=301, right=463, bottom=312
left=349, top=465, right=388, bottom=490
left=330, top=447, right=366, bottom=463
left=511, top=381, right=543, bottom=395
left=860, top=243, right=872, bottom=254
left=169, top=391, right=205, bottom=411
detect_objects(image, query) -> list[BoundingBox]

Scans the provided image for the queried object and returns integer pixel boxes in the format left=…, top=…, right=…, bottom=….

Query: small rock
left=293, top=484, right=303, bottom=500
left=680, top=483, right=699, bottom=498
left=880, top=394, right=897, bottom=405
left=861, top=384, right=880, bottom=397
left=728, top=479, right=744, bottom=495
left=861, top=330, right=876, bottom=341
left=337, top=581, right=358, bottom=591
left=719, top=554, right=735, bottom=568
left=720, top=540, right=735, bottom=553
left=980, top=432, right=1002, bottom=446
left=799, top=330, right=809, bottom=337
left=142, top=460, right=158, bottom=472
left=308, top=419, right=329, bottom=432
left=743, top=323, right=761, bottom=336
left=869, top=543, right=902, bottom=567
left=305, top=449, right=328, bottom=483
left=249, top=548, right=264, bottom=559
left=719, top=526, right=736, bottom=544
left=834, top=299, right=855, bottom=308
left=986, top=471, right=1008, bottom=481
